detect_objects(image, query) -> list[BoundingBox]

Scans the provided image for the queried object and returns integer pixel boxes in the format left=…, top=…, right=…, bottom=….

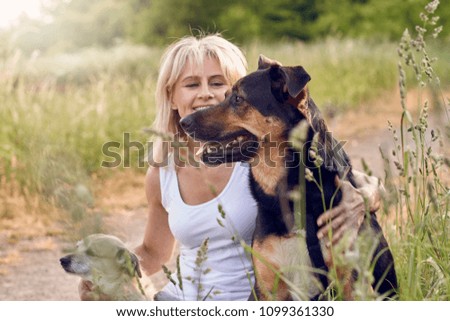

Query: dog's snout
left=180, top=115, right=194, bottom=132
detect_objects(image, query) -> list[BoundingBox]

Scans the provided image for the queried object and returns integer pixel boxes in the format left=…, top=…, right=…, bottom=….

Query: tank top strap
left=158, top=155, right=177, bottom=210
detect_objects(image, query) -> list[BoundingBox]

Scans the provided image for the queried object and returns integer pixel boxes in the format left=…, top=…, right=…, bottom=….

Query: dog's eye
left=234, top=95, right=244, bottom=105
left=85, top=248, right=96, bottom=256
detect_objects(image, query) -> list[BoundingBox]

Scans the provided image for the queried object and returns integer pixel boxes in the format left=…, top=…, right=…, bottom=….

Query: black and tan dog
left=180, top=56, right=397, bottom=300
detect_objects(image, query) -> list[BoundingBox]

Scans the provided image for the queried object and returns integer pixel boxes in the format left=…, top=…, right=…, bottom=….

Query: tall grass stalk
left=383, top=0, right=449, bottom=300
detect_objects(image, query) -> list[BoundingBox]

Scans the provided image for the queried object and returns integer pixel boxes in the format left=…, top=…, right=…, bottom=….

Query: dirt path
left=0, top=90, right=447, bottom=300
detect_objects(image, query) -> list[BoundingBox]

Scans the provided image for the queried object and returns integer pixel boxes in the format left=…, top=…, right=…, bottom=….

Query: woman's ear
left=170, top=98, right=178, bottom=111
left=168, top=88, right=178, bottom=110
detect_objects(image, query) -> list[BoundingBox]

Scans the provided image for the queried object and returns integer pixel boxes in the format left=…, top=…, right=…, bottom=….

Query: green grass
left=379, top=22, right=450, bottom=300
left=0, top=46, right=156, bottom=234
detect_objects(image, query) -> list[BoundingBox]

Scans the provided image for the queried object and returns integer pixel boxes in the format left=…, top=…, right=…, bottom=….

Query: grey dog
left=60, top=234, right=147, bottom=300
left=60, top=233, right=179, bottom=301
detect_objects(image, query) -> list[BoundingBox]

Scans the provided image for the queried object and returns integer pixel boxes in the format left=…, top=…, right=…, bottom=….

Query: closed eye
left=209, top=75, right=227, bottom=88
left=210, top=81, right=225, bottom=87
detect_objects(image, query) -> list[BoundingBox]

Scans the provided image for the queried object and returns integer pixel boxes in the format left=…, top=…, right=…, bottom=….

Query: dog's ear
left=281, top=66, right=311, bottom=98
left=268, top=65, right=289, bottom=102
left=116, top=248, right=142, bottom=278
left=130, top=253, right=142, bottom=278
left=268, top=65, right=311, bottom=102
left=258, top=54, right=281, bottom=70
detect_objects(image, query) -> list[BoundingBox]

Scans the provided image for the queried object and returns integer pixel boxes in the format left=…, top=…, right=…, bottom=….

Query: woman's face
left=171, top=56, right=230, bottom=119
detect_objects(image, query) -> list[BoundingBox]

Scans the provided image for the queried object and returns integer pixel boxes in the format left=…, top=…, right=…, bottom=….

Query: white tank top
left=159, top=160, right=257, bottom=300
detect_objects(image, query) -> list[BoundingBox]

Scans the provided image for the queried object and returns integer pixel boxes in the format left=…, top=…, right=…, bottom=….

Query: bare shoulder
left=145, top=166, right=162, bottom=204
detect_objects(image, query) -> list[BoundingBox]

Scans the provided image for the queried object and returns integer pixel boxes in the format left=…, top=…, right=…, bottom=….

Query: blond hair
left=149, top=34, right=247, bottom=165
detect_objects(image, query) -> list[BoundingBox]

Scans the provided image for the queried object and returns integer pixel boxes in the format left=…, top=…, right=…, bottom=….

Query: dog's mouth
left=196, top=130, right=259, bottom=165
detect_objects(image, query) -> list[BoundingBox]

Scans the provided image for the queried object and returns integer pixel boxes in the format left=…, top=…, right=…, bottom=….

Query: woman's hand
left=316, top=171, right=381, bottom=247
left=78, top=280, right=110, bottom=301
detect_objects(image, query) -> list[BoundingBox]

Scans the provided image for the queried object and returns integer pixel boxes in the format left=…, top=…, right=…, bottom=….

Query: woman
left=81, top=33, right=381, bottom=301
left=136, top=35, right=256, bottom=301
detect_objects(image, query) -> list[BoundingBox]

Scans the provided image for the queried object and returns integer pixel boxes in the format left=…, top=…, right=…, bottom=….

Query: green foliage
left=124, top=0, right=450, bottom=45
left=3, top=0, right=449, bottom=52
left=126, top=0, right=226, bottom=45
left=123, top=0, right=322, bottom=44
left=313, top=0, right=422, bottom=40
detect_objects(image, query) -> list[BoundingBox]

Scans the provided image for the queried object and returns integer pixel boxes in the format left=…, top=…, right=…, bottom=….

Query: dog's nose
left=180, top=116, right=193, bottom=132
left=60, top=256, right=71, bottom=268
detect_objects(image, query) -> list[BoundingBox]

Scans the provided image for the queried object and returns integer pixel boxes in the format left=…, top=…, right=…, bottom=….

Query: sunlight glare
left=0, top=0, right=44, bottom=28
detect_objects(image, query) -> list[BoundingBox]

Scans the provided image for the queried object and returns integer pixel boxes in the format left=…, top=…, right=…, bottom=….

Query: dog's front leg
left=252, top=239, right=292, bottom=301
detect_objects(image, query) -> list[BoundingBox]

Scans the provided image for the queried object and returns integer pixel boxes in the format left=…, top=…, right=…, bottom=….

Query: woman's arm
left=134, top=166, right=176, bottom=275
left=316, top=169, right=382, bottom=246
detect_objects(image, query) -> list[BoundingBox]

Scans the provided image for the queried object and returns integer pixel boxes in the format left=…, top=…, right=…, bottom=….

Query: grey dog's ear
left=116, top=248, right=142, bottom=278
left=130, top=253, right=142, bottom=278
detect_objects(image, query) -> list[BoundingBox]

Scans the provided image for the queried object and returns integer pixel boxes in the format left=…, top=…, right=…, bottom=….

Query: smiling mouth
left=193, top=105, right=212, bottom=112
left=195, top=131, right=259, bottom=165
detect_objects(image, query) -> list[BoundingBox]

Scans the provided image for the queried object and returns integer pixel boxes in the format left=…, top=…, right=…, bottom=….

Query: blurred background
left=0, top=0, right=448, bottom=300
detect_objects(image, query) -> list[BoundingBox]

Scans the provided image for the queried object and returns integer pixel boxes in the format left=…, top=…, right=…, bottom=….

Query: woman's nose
left=197, top=84, right=214, bottom=100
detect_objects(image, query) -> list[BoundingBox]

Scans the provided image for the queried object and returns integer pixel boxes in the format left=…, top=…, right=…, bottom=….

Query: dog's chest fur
left=252, top=231, right=325, bottom=300
left=250, top=148, right=288, bottom=196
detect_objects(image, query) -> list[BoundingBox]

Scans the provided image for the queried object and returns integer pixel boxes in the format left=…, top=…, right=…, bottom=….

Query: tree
left=8, top=0, right=450, bottom=52
left=126, top=0, right=235, bottom=45
left=312, top=0, right=447, bottom=40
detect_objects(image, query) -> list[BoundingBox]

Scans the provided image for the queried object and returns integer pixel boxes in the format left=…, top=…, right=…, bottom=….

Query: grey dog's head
left=60, top=234, right=142, bottom=297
